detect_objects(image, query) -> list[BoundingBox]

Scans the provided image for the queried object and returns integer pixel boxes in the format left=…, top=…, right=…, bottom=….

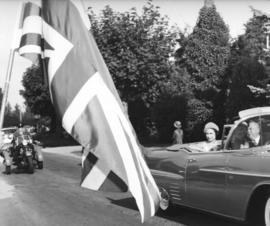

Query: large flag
left=17, top=0, right=160, bottom=222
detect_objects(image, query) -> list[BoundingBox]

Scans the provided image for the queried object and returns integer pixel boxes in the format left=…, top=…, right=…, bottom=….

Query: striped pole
left=0, top=2, right=25, bottom=130
left=0, top=50, right=16, bottom=130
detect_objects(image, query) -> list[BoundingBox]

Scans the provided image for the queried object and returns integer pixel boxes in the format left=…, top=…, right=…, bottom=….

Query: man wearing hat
left=172, top=121, right=183, bottom=144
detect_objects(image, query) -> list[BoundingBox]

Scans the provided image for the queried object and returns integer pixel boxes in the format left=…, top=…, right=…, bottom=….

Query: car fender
left=245, top=181, right=270, bottom=219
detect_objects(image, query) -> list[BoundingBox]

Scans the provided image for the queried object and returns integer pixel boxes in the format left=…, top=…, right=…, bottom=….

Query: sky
left=1, top=0, right=270, bottom=109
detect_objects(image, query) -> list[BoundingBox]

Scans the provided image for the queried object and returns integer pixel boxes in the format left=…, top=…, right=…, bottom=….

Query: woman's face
left=205, top=128, right=216, bottom=142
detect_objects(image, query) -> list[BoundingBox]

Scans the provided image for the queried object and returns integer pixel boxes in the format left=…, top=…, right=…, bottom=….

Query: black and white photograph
left=1, top=0, right=270, bottom=225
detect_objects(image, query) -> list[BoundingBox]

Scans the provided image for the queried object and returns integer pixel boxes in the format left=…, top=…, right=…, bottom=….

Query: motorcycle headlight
left=22, top=140, right=28, bottom=146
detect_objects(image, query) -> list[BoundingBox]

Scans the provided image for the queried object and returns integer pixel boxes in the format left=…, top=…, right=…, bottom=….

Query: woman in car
left=190, top=122, right=220, bottom=152
left=201, top=122, right=220, bottom=152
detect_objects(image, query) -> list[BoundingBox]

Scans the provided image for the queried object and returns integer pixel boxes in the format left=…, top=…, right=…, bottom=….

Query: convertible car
left=145, top=107, right=270, bottom=226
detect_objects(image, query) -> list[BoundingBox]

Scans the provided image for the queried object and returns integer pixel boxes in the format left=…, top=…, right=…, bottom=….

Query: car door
left=185, top=150, right=228, bottom=213
left=224, top=116, right=261, bottom=219
left=225, top=148, right=260, bottom=218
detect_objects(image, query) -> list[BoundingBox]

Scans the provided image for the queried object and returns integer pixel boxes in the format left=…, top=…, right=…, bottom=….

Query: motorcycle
left=11, top=135, right=44, bottom=174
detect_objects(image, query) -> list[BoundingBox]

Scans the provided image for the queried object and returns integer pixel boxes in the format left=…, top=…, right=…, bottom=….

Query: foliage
left=17, top=2, right=270, bottom=144
left=226, top=57, right=268, bottom=119
left=237, top=14, right=267, bottom=60
left=3, top=104, right=39, bottom=127
left=22, top=106, right=37, bottom=126
left=177, top=4, right=230, bottom=94
left=175, top=2, right=230, bottom=139
left=248, top=84, right=270, bottom=100
left=20, top=65, right=60, bottom=131
left=151, top=68, right=191, bottom=142
left=3, top=103, right=19, bottom=127
left=89, top=0, right=179, bottom=139
left=0, top=89, right=21, bottom=127
left=20, top=65, right=52, bottom=116
left=225, top=12, right=270, bottom=120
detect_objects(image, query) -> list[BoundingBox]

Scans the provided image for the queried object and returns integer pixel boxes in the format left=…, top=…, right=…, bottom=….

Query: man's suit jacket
left=247, top=136, right=263, bottom=148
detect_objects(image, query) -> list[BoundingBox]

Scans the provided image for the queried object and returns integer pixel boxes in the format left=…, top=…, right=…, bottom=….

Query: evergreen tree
left=226, top=57, right=267, bottom=119
left=175, top=0, right=230, bottom=140
left=225, top=9, right=270, bottom=119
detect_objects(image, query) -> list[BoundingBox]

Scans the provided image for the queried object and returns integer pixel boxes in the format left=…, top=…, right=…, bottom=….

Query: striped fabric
left=17, top=0, right=160, bottom=222
left=18, top=2, right=42, bottom=64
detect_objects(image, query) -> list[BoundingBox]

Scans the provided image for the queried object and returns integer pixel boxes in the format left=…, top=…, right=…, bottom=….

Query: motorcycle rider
left=12, top=123, right=27, bottom=163
left=12, top=123, right=43, bottom=170
left=13, top=123, right=28, bottom=139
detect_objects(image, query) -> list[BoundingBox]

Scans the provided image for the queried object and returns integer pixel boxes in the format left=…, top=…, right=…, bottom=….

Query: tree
left=22, top=106, right=36, bottom=126
left=225, top=9, right=270, bottom=120
left=13, top=104, right=21, bottom=121
left=3, top=103, right=18, bottom=127
left=151, top=67, right=191, bottom=142
left=89, top=0, right=179, bottom=140
left=226, top=57, right=268, bottom=119
left=0, top=89, right=20, bottom=127
left=20, top=65, right=59, bottom=131
left=247, top=84, right=270, bottom=104
left=175, top=0, right=230, bottom=139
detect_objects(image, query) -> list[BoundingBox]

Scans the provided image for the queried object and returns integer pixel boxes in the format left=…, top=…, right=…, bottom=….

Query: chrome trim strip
left=199, top=169, right=227, bottom=174
left=150, top=169, right=184, bottom=180
left=200, top=168, right=270, bottom=178
left=169, top=186, right=180, bottom=189
left=170, top=193, right=181, bottom=197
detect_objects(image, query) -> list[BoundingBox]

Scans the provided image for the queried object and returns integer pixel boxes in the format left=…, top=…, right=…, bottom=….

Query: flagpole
left=0, top=2, right=25, bottom=130
left=0, top=50, right=16, bottom=130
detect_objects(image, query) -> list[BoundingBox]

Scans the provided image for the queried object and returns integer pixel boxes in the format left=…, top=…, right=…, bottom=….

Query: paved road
left=0, top=146, right=244, bottom=226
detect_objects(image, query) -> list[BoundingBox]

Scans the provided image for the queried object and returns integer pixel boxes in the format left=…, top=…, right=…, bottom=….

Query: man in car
left=241, top=120, right=262, bottom=148
left=248, top=121, right=262, bottom=146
